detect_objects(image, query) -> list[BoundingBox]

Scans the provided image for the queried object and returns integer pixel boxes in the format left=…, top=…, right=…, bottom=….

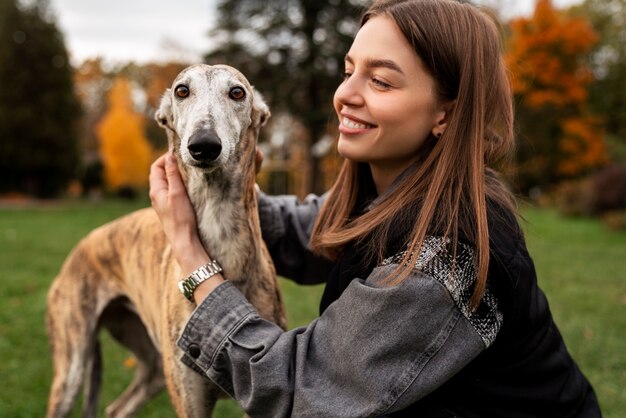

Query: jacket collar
left=364, top=160, right=420, bottom=212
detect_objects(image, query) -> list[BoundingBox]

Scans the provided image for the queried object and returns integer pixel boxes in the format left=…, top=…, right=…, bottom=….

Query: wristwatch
left=178, top=260, right=223, bottom=302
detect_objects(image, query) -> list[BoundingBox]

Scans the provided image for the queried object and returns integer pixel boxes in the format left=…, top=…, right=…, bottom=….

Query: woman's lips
left=339, top=115, right=376, bottom=133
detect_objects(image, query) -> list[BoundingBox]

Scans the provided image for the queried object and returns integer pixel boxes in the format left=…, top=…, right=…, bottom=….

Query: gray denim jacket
left=177, top=194, right=502, bottom=417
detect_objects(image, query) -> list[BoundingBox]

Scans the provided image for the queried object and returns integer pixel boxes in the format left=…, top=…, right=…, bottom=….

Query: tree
left=0, top=0, right=81, bottom=197
left=74, top=58, right=110, bottom=192
left=73, top=60, right=186, bottom=194
left=205, top=0, right=367, bottom=194
left=137, top=62, right=188, bottom=151
left=97, top=76, right=153, bottom=192
left=574, top=0, right=626, bottom=163
left=506, top=0, right=607, bottom=192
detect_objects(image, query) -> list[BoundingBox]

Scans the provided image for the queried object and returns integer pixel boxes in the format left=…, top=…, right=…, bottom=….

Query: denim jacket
left=177, top=193, right=503, bottom=417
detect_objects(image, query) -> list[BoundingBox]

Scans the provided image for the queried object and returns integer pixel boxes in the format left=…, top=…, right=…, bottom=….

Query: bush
left=550, top=179, right=594, bottom=217
left=80, top=160, right=104, bottom=196
left=587, top=164, right=626, bottom=214
left=116, top=186, right=139, bottom=200
left=602, top=210, right=626, bottom=231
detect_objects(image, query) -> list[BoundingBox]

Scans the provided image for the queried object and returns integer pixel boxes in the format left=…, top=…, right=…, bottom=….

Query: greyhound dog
left=46, top=64, right=286, bottom=418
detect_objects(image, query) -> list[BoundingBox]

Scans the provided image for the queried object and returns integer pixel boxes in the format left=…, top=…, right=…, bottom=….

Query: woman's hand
left=149, top=153, right=210, bottom=276
left=255, top=147, right=264, bottom=174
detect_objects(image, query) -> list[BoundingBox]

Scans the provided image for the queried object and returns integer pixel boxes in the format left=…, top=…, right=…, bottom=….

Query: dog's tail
left=82, top=340, right=102, bottom=418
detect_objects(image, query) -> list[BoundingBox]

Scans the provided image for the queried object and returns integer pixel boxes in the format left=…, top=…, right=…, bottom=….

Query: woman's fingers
left=149, top=154, right=169, bottom=207
left=255, top=147, right=264, bottom=174
left=149, top=153, right=189, bottom=204
left=164, top=153, right=187, bottom=197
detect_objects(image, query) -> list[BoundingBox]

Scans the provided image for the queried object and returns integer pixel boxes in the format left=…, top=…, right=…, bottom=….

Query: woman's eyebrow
left=344, top=54, right=405, bottom=75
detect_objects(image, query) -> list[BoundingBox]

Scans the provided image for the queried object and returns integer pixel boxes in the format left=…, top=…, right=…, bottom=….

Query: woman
left=149, top=0, right=601, bottom=416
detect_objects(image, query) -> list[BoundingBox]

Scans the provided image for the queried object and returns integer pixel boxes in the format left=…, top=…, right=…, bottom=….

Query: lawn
left=0, top=199, right=623, bottom=417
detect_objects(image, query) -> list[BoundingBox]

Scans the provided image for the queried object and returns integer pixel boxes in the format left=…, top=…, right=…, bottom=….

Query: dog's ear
left=252, top=88, right=271, bottom=128
left=155, top=89, right=173, bottom=128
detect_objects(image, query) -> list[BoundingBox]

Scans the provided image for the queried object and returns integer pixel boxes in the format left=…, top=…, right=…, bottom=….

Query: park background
left=0, top=0, right=625, bottom=416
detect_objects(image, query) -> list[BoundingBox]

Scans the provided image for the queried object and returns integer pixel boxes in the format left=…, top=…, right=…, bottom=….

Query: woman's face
left=334, top=16, right=446, bottom=186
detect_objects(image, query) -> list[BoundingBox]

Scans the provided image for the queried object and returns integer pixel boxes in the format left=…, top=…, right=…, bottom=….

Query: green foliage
left=0, top=200, right=623, bottom=416
left=205, top=0, right=367, bottom=193
left=0, top=0, right=81, bottom=198
left=575, top=0, right=626, bottom=143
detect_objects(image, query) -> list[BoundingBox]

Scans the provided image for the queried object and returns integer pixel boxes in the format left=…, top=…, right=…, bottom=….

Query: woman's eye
left=229, top=86, right=246, bottom=100
left=372, top=78, right=392, bottom=89
left=175, top=85, right=190, bottom=98
left=343, top=72, right=353, bottom=81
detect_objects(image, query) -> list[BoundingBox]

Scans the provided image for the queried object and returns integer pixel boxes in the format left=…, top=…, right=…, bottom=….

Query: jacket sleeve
left=257, top=191, right=334, bottom=284
left=177, top=239, right=503, bottom=418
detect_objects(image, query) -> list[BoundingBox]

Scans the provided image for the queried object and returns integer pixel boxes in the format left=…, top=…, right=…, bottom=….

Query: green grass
left=521, top=206, right=626, bottom=416
left=0, top=200, right=623, bottom=417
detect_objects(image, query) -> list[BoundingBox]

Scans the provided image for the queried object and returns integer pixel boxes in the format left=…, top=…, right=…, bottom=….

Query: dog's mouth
left=187, top=159, right=222, bottom=173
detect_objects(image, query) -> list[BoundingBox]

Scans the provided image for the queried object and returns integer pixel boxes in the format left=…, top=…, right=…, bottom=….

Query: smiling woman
left=335, top=16, right=446, bottom=193
left=148, top=0, right=602, bottom=417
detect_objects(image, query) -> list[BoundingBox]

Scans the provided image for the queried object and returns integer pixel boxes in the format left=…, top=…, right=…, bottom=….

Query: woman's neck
left=369, top=158, right=419, bottom=195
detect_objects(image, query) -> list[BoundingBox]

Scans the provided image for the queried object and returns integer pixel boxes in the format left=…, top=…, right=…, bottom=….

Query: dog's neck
left=184, top=163, right=267, bottom=285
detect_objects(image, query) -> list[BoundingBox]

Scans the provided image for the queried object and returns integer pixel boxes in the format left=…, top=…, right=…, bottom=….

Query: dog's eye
left=175, top=85, right=190, bottom=98
left=229, top=87, right=246, bottom=101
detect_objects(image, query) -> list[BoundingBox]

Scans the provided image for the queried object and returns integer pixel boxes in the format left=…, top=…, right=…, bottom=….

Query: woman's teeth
left=343, top=117, right=371, bottom=129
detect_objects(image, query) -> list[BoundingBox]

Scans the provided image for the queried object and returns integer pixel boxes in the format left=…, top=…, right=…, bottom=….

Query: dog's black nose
left=187, top=129, right=222, bottom=162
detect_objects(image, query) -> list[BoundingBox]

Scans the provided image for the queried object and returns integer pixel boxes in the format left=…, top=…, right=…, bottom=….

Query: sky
left=52, top=0, right=218, bottom=65
left=49, top=0, right=582, bottom=66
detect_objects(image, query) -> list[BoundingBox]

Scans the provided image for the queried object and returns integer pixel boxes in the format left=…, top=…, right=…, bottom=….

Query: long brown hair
left=310, top=0, right=516, bottom=309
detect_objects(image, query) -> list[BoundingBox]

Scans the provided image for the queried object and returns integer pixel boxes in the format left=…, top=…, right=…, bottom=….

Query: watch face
left=178, top=279, right=195, bottom=300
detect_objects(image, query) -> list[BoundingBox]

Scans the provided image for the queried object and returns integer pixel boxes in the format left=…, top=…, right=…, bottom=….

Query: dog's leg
left=82, top=340, right=103, bottom=418
left=46, top=326, right=92, bottom=418
left=100, top=299, right=166, bottom=418
left=46, top=272, right=100, bottom=418
left=158, top=288, right=222, bottom=418
left=162, top=349, right=221, bottom=418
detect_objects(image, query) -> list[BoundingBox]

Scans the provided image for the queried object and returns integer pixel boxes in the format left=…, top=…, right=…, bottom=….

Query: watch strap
left=178, top=260, right=223, bottom=302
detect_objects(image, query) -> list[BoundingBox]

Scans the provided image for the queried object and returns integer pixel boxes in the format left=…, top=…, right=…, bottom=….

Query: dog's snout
left=188, top=129, right=222, bottom=162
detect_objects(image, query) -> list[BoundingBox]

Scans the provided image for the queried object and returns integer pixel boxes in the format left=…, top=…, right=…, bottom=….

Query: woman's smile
left=339, top=115, right=376, bottom=134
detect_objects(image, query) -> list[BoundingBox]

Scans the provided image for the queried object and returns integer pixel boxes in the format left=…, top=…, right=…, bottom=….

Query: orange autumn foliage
left=97, top=77, right=154, bottom=189
left=143, top=62, right=188, bottom=110
left=506, top=0, right=607, bottom=181
left=559, top=115, right=607, bottom=175
left=507, top=0, right=597, bottom=107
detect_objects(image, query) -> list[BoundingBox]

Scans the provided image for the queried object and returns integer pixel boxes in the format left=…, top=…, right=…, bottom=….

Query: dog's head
left=155, top=64, right=270, bottom=176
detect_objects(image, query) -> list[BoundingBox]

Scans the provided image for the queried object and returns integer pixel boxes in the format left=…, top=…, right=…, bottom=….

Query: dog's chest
left=196, top=200, right=259, bottom=281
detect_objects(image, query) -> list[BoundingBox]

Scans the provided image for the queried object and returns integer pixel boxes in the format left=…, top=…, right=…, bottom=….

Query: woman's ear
left=432, top=100, right=455, bottom=138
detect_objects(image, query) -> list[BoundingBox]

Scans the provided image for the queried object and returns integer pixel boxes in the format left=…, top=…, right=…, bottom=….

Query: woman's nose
left=334, top=76, right=364, bottom=107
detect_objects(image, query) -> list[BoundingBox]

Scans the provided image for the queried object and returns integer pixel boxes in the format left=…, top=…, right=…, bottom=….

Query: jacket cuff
left=177, top=281, right=257, bottom=376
